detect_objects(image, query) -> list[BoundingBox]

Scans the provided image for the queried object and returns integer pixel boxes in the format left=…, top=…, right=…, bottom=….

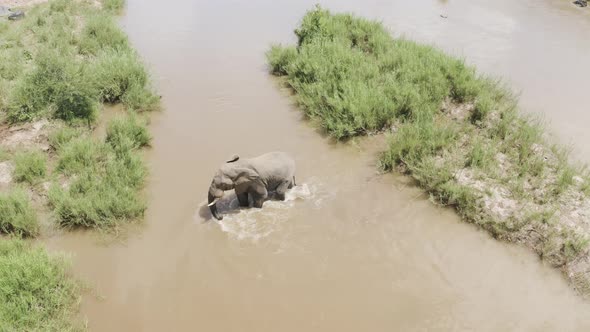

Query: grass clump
left=7, top=50, right=97, bottom=124
left=78, top=13, right=129, bottom=55
left=0, top=189, right=39, bottom=237
left=268, top=6, right=482, bottom=139
left=50, top=125, right=147, bottom=229
left=89, top=49, right=159, bottom=111
left=0, top=239, right=81, bottom=331
left=49, top=152, right=147, bottom=229
left=465, top=139, right=494, bottom=170
left=106, top=113, right=151, bottom=152
left=49, top=126, right=83, bottom=151
left=56, top=136, right=106, bottom=174
left=270, top=6, right=590, bottom=296
left=103, top=0, right=125, bottom=12
left=0, top=0, right=157, bottom=234
left=13, top=151, right=47, bottom=184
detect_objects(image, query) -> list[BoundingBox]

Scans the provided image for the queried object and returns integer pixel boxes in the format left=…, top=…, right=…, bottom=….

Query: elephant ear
left=234, top=168, right=261, bottom=187
left=226, top=154, right=240, bottom=163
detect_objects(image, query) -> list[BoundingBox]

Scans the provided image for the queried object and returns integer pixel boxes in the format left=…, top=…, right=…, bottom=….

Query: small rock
left=440, top=14, right=448, bottom=18
left=574, top=0, right=588, bottom=7
left=8, top=10, right=25, bottom=20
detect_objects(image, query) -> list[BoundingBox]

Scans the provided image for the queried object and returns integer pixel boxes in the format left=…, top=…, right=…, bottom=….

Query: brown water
left=44, top=0, right=590, bottom=330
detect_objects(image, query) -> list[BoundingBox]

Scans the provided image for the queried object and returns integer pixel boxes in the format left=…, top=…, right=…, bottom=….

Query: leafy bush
left=49, top=126, right=82, bottom=151
left=106, top=114, right=151, bottom=153
left=0, top=189, right=39, bottom=237
left=78, top=13, right=129, bottom=55
left=89, top=49, right=158, bottom=111
left=103, top=0, right=125, bottom=12
left=266, top=45, right=297, bottom=75
left=267, top=7, right=480, bottom=139
left=56, top=136, right=106, bottom=175
left=7, top=50, right=97, bottom=123
left=0, top=239, right=81, bottom=331
left=49, top=151, right=147, bottom=229
left=13, top=150, right=47, bottom=184
left=50, top=133, right=147, bottom=229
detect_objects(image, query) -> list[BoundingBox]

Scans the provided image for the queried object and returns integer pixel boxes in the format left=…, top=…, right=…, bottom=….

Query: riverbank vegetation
left=0, top=0, right=157, bottom=235
left=0, top=239, right=82, bottom=331
left=0, top=0, right=158, bottom=328
left=268, top=6, right=590, bottom=296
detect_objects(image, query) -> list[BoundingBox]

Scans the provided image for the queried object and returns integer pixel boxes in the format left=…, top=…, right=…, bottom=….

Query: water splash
left=198, top=179, right=334, bottom=242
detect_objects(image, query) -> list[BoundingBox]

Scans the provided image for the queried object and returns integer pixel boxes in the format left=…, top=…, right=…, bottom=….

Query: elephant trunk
left=208, top=191, right=223, bottom=220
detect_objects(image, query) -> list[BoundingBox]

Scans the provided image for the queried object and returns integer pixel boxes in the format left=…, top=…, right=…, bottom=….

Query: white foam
left=197, top=179, right=334, bottom=242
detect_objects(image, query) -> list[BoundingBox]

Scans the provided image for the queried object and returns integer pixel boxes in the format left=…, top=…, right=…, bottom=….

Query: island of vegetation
left=268, top=5, right=590, bottom=297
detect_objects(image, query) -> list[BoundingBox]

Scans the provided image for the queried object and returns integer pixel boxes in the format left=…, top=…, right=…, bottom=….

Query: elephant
left=207, top=152, right=296, bottom=220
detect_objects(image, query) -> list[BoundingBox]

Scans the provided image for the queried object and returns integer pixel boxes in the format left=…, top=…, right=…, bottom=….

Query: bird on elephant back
left=207, top=152, right=296, bottom=220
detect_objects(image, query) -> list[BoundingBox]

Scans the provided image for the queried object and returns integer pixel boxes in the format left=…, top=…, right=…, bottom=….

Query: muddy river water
left=44, top=0, right=590, bottom=330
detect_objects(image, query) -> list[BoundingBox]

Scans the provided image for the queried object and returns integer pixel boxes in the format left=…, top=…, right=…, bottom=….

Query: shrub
left=53, top=81, right=98, bottom=123
left=266, top=45, right=297, bottom=75
left=0, top=239, right=81, bottom=331
left=50, top=132, right=147, bottom=229
left=49, top=126, right=83, bottom=151
left=13, top=151, right=47, bottom=184
left=120, top=82, right=160, bottom=112
left=56, top=136, right=106, bottom=175
left=471, top=92, right=494, bottom=124
left=0, top=189, right=39, bottom=237
left=267, top=7, right=479, bottom=139
left=381, top=119, right=458, bottom=171
left=0, top=48, right=26, bottom=81
left=78, top=13, right=129, bottom=55
left=106, top=114, right=151, bottom=153
left=7, top=50, right=97, bottom=123
left=103, top=0, right=125, bottom=12
left=89, top=49, right=157, bottom=111
left=49, top=152, right=147, bottom=229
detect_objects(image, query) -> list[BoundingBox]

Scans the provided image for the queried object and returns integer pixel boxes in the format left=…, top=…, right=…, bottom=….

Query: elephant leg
left=275, top=180, right=291, bottom=201
left=236, top=191, right=249, bottom=207
left=288, top=176, right=296, bottom=189
left=251, top=187, right=268, bottom=208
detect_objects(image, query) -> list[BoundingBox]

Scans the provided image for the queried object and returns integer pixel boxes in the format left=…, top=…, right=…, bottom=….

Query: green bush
left=121, top=82, right=160, bottom=112
left=0, top=239, right=81, bottom=331
left=50, top=133, right=147, bottom=229
left=89, top=49, right=158, bottom=111
left=13, top=151, right=47, bottom=184
left=56, top=136, right=106, bottom=175
left=106, top=114, right=151, bottom=153
left=0, top=48, right=26, bottom=81
left=103, top=0, right=125, bottom=12
left=7, top=50, right=97, bottom=123
left=380, top=118, right=458, bottom=171
left=78, top=13, right=129, bottom=55
left=267, top=7, right=481, bottom=139
left=49, top=152, right=147, bottom=229
left=266, top=45, right=297, bottom=75
left=54, top=82, right=98, bottom=123
left=49, top=126, right=82, bottom=151
left=0, top=189, right=39, bottom=237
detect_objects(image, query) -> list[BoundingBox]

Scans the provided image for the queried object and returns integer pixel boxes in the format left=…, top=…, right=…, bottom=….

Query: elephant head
left=207, top=155, right=261, bottom=220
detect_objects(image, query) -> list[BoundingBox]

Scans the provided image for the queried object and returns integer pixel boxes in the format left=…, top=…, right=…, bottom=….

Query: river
left=45, top=0, right=590, bottom=330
